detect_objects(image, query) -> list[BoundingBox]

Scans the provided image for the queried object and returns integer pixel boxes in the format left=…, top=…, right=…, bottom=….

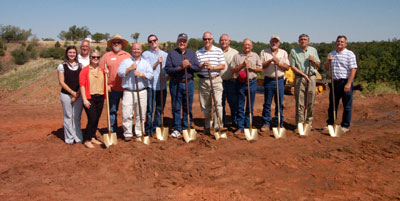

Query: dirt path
left=0, top=76, right=399, bottom=200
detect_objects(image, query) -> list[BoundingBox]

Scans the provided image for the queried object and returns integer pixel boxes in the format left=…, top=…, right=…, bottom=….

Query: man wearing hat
left=165, top=33, right=200, bottom=138
left=260, top=35, right=290, bottom=132
left=100, top=34, right=131, bottom=136
left=231, top=39, right=262, bottom=135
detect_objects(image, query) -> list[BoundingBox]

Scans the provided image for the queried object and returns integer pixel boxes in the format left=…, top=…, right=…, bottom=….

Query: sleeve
left=57, top=63, right=64, bottom=73
left=190, top=52, right=201, bottom=72
left=313, top=48, right=320, bottom=63
left=260, top=50, right=266, bottom=62
left=99, top=53, right=106, bottom=69
left=218, top=50, right=225, bottom=65
left=349, top=52, right=357, bottom=69
left=142, top=61, right=154, bottom=80
left=255, top=55, right=262, bottom=68
left=282, top=51, right=290, bottom=65
left=232, top=54, right=239, bottom=68
left=289, top=49, right=296, bottom=66
left=165, top=52, right=178, bottom=73
left=118, top=59, right=128, bottom=78
left=79, top=67, right=87, bottom=87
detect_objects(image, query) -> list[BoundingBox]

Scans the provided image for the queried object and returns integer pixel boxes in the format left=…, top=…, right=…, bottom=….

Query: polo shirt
left=289, top=46, right=320, bottom=75
left=99, top=50, right=131, bottom=91
left=260, top=48, right=289, bottom=78
left=329, top=48, right=358, bottom=79
left=220, top=47, right=239, bottom=80
left=231, top=52, right=262, bottom=80
left=196, top=45, right=225, bottom=78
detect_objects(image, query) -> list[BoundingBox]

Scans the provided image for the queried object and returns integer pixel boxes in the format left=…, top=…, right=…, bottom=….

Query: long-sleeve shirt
left=165, top=48, right=200, bottom=80
left=117, top=57, right=153, bottom=91
left=142, top=49, right=168, bottom=90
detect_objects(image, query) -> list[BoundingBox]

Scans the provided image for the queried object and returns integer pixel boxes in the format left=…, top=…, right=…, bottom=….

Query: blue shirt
left=165, top=48, right=200, bottom=80
left=117, top=57, right=153, bottom=91
left=142, top=49, right=168, bottom=90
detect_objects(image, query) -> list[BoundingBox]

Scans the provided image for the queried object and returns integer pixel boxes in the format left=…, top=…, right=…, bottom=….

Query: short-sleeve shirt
left=220, top=47, right=239, bottom=80
left=78, top=54, right=90, bottom=68
left=196, top=45, right=225, bottom=78
left=329, top=48, right=357, bottom=79
left=231, top=52, right=262, bottom=80
left=260, top=48, right=289, bottom=78
left=289, top=46, right=320, bottom=75
left=99, top=50, right=131, bottom=91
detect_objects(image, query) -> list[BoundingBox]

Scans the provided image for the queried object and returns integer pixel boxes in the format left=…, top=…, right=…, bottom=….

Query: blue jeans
left=237, top=79, right=257, bottom=130
left=145, top=88, right=167, bottom=135
left=169, top=79, right=194, bottom=131
left=108, top=90, right=123, bottom=133
left=222, top=80, right=238, bottom=126
left=327, top=80, right=353, bottom=128
left=262, top=77, right=284, bottom=126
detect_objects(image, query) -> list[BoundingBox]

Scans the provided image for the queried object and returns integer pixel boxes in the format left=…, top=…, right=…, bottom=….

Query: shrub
left=96, top=46, right=101, bottom=51
left=55, top=41, right=61, bottom=48
left=11, top=48, right=29, bottom=65
left=42, top=38, right=55, bottom=41
left=29, top=49, right=38, bottom=59
left=40, top=47, right=64, bottom=60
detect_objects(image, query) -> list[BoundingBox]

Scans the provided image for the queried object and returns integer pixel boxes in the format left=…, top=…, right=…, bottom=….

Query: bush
left=55, top=41, right=61, bottom=48
left=42, top=38, right=55, bottom=41
left=0, top=62, right=3, bottom=71
left=40, top=47, right=64, bottom=60
left=96, top=46, right=101, bottom=51
left=29, top=49, right=38, bottom=59
left=11, top=48, right=29, bottom=65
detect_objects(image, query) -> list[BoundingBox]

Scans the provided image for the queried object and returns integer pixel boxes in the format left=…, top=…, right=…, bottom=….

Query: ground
left=0, top=71, right=399, bottom=201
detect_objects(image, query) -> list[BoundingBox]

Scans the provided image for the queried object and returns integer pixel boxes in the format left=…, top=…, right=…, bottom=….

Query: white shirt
left=78, top=54, right=90, bottom=68
left=329, top=48, right=357, bottom=79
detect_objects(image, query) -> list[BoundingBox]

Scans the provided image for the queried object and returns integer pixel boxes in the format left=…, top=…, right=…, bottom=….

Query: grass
left=0, top=59, right=60, bottom=90
left=358, top=81, right=399, bottom=94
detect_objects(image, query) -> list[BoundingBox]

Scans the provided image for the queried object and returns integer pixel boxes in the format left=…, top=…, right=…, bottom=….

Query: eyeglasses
left=203, top=38, right=213, bottom=41
left=148, top=39, right=157, bottom=43
left=91, top=56, right=101, bottom=59
left=112, top=41, right=121, bottom=45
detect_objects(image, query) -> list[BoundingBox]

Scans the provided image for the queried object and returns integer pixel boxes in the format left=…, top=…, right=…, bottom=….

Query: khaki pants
left=199, top=76, right=223, bottom=129
left=122, top=89, right=147, bottom=137
left=294, top=75, right=316, bottom=125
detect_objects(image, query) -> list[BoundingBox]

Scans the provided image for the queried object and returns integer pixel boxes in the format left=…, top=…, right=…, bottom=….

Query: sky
left=1, top=0, right=399, bottom=43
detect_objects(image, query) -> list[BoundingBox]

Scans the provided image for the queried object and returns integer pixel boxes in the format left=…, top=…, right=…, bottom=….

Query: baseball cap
left=270, top=35, right=280, bottom=42
left=177, top=33, right=188, bottom=41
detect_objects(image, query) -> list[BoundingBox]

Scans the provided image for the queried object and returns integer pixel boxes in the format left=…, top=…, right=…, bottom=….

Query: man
left=289, top=34, right=321, bottom=130
left=78, top=39, right=90, bottom=67
left=165, top=33, right=200, bottom=138
left=100, top=34, right=131, bottom=136
left=219, top=34, right=239, bottom=128
left=117, top=43, right=153, bottom=141
left=324, top=35, right=357, bottom=133
left=142, top=34, right=168, bottom=136
left=196, top=32, right=225, bottom=134
left=260, top=35, right=290, bottom=132
left=231, top=39, right=262, bottom=134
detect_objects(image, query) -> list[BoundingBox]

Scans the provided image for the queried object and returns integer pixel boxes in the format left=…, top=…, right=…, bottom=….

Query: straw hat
left=107, top=34, right=129, bottom=49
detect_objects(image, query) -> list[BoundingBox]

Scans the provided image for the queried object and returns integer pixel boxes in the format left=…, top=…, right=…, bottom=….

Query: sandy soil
left=0, top=72, right=399, bottom=201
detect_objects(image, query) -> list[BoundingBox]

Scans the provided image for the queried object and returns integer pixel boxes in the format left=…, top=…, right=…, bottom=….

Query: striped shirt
left=329, top=48, right=357, bottom=79
left=196, top=45, right=225, bottom=78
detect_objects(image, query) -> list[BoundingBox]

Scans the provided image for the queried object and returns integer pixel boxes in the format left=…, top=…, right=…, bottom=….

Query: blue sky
left=1, top=0, right=399, bottom=43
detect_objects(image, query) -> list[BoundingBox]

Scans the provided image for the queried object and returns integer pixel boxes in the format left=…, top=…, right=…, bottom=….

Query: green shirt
left=289, top=46, right=320, bottom=75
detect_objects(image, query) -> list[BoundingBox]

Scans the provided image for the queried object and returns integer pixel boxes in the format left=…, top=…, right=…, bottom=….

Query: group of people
left=57, top=32, right=358, bottom=148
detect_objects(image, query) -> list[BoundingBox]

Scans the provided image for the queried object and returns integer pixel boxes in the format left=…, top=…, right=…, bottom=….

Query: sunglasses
left=91, top=56, right=100, bottom=59
left=148, top=39, right=157, bottom=43
left=112, top=41, right=121, bottom=45
left=203, top=38, right=212, bottom=41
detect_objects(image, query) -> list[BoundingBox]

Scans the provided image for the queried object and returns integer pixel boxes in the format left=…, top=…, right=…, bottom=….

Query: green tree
left=131, top=32, right=140, bottom=42
left=0, top=25, right=32, bottom=42
left=58, top=25, right=91, bottom=42
left=91, top=32, right=106, bottom=43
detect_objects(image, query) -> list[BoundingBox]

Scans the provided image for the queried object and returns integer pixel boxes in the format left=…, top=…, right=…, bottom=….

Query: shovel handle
left=207, top=69, right=224, bottom=132
left=184, top=56, right=192, bottom=130
left=329, top=62, right=337, bottom=123
left=134, top=64, right=146, bottom=137
left=105, top=64, right=112, bottom=135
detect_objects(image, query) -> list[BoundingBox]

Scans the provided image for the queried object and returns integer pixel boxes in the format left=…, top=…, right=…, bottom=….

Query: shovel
left=155, top=61, right=168, bottom=141
left=134, top=70, right=150, bottom=145
left=103, top=64, right=118, bottom=148
left=328, top=62, right=342, bottom=137
left=272, top=64, right=286, bottom=138
left=207, top=69, right=227, bottom=140
left=243, top=67, right=258, bottom=141
left=182, top=64, right=197, bottom=143
left=297, top=61, right=312, bottom=136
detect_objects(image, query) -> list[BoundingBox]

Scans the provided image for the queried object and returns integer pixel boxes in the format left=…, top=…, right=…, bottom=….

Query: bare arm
left=80, top=86, right=90, bottom=108
left=345, top=68, right=357, bottom=92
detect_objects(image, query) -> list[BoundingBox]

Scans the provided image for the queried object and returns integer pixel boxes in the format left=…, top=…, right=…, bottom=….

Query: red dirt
left=0, top=72, right=399, bottom=200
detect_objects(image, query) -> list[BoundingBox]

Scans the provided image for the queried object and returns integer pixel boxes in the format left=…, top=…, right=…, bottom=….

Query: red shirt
left=99, top=50, right=131, bottom=91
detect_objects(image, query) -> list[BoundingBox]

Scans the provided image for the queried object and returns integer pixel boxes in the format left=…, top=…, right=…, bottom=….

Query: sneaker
left=341, top=127, right=350, bottom=133
left=124, top=136, right=132, bottom=142
left=91, top=138, right=102, bottom=145
left=171, top=130, right=181, bottom=138
left=136, top=137, right=142, bottom=142
left=260, top=125, right=270, bottom=132
left=84, top=141, right=94, bottom=149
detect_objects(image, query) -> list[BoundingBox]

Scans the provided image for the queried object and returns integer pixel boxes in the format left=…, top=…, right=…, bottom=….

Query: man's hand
left=134, top=70, right=142, bottom=77
left=129, top=63, right=137, bottom=71
left=308, top=55, right=315, bottom=63
left=272, top=56, right=280, bottom=65
left=158, top=57, right=163, bottom=65
left=182, top=59, right=191, bottom=68
left=344, top=83, right=351, bottom=93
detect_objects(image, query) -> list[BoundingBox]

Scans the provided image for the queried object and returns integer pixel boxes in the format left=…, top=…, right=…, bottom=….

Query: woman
left=57, top=46, right=83, bottom=145
left=79, top=50, right=107, bottom=148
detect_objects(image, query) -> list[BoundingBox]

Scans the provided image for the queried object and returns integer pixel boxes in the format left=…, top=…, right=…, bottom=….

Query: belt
left=125, top=88, right=147, bottom=92
left=171, top=77, right=192, bottom=83
left=91, top=94, right=104, bottom=97
left=265, top=76, right=284, bottom=80
left=199, top=74, right=220, bottom=80
left=333, top=78, right=348, bottom=83
left=223, top=78, right=236, bottom=82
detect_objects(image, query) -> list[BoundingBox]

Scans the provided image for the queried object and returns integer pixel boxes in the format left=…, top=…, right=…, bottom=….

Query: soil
left=0, top=72, right=399, bottom=201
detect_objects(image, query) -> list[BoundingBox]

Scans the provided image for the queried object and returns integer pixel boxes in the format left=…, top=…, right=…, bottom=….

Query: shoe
left=124, top=136, right=132, bottom=142
left=322, top=126, right=329, bottom=131
left=234, top=129, right=243, bottom=135
left=136, top=137, right=142, bottom=142
left=204, top=128, right=211, bottom=135
left=84, top=141, right=94, bottom=149
left=341, top=127, right=350, bottom=133
left=171, top=130, right=181, bottom=138
left=91, top=138, right=102, bottom=145
left=260, top=125, right=270, bottom=132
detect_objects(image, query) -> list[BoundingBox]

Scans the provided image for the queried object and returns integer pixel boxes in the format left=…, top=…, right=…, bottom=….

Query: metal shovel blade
left=214, top=128, right=228, bottom=140
left=143, top=136, right=151, bottom=145
left=272, top=127, right=286, bottom=138
left=297, top=123, right=311, bottom=136
left=244, top=127, right=258, bottom=141
left=182, top=128, right=197, bottom=143
left=156, top=126, right=169, bottom=141
left=110, top=132, right=118, bottom=145
left=328, top=124, right=342, bottom=137
left=103, top=133, right=112, bottom=148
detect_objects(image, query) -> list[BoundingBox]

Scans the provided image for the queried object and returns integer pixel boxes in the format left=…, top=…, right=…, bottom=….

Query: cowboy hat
left=107, top=34, right=129, bottom=49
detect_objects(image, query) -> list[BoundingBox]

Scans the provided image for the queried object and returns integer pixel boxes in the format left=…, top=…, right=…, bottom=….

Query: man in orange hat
left=100, top=34, right=131, bottom=136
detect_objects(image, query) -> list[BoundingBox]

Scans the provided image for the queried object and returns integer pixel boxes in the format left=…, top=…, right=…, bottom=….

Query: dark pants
left=169, top=79, right=194, bottom=132
left=83, top=95, right=104, bottom=142
left=262, top=77, right=284, bottom=126
left=145, top=88, right=167, bottom=135
left=108, top=90, right=123, bottom=133
left=222, top=80, right=238, bottom=126
left=237, top=79, right=257, bottom=130
left=327, top=79, right=353, bottom=128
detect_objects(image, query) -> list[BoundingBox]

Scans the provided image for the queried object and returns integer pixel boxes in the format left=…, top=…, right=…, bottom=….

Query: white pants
left=199, top=76, right=224, bottom=129
left=122, top=90, right=147, bottom=138
left=60, top=92, right=83, bottom=144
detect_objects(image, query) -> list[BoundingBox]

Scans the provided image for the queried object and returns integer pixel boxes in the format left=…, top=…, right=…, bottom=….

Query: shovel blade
left=143, top=136, right=151, bottom=145
left=182, top=128, right=197, bottom=143
left=103, top=133, right=112, bottom=148
left=328, top=124, right=342, bottom=137
left=110, top=132, right=118, bottom=145
left=297, top=123, right=311, bottom=136
left=244, top=128, right=258, bottom=141
left=156, top=127, right=169, bottom=141
left=214, top=128, right=228, bottom=140
left=272, top=127, right=286, bottom=138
